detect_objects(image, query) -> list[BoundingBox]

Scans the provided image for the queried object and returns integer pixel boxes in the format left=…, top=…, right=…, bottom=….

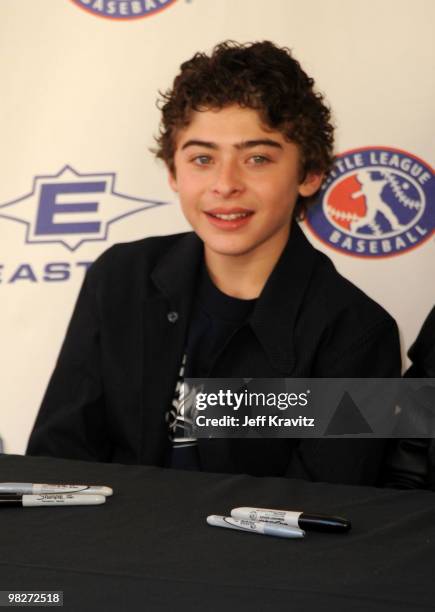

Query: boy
left=27, top=41, right=402, bottom=485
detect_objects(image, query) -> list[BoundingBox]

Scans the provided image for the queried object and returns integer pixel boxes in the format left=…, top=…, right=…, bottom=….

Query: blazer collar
left=150, top=224, right=319, bottom=374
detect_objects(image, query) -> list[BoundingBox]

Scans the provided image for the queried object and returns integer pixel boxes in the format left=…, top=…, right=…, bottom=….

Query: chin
left=204, top=239, right=258, bottom=258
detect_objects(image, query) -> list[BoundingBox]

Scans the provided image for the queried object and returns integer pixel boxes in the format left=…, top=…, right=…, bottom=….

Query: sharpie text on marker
left=206, top=515, right=305, bottom=539
left=0, top=483, right=113, bottom=496
left=0, top=494, right=106, bottom=507
left=231, top=507, right=351, bottom=533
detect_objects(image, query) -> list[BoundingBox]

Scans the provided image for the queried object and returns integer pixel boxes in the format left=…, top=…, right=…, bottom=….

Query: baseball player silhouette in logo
left=351, top=170, right=403, bottom=235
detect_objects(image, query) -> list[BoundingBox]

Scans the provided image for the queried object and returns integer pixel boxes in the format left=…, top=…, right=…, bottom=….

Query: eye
left=192, top=155, right=213, bottom=166
left=248, top=155, right=271, bottom=165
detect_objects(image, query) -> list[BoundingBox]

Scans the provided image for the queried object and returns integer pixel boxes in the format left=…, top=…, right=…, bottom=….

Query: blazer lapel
left=139, top=233, right=203, bottom=465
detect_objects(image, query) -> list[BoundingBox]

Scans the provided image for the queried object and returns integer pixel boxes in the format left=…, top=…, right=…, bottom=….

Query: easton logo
left=305, top=147, right=434, bottom=258
left=0, top=165, right=168, bottom=251
left=70, top=0, right=177, bottom=20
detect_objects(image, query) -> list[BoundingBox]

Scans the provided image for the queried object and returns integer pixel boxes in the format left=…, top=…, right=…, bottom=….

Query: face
left=169, top=105, right=322, bottom=265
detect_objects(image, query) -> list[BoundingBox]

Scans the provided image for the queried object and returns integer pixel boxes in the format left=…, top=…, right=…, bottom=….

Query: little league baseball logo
left=305, top=147, right=434, bottom=258
left=70, top=0, right=177, bottom=20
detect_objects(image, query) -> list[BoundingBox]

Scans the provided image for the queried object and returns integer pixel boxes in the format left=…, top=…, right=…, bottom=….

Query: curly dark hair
left=155, top=40, right=334, bottom=218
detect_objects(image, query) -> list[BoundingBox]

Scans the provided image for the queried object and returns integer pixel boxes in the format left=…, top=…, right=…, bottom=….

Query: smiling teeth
left=213, top=213, right=250, bottom=220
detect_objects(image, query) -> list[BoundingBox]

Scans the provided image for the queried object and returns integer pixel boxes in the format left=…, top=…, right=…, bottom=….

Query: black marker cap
left=299, top=513, right=351, bottom=533
left=0, top=495, right=22, bottom=506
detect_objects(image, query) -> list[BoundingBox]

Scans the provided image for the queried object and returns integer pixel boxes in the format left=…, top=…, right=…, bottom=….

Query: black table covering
left=0, top=454, right=434, bottom=611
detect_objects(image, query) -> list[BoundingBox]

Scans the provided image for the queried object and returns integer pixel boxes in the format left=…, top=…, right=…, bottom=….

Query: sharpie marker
left=0, top=483, right=113, bottom=496
left=207, top=515, right=305, bottom=539
left=0, top=494, right=106, bottom=507
left=231, top=507, right=351, bottom=533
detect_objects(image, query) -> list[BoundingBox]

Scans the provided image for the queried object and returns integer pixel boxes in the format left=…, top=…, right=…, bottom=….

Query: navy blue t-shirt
left=167, top=264, right=256, bottom=470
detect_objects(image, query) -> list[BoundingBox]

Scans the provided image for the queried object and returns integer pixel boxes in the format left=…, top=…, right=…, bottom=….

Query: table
left=0, top=454, right=434, bottom=611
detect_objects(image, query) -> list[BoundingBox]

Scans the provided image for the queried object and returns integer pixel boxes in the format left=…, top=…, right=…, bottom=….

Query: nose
left=211, top=158, right=244, bottom=199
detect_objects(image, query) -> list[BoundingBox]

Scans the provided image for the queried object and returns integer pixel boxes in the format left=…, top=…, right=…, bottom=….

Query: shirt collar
left=151, top=231, right=203, bottom=302
left=249, top=222, right=319, bottom=373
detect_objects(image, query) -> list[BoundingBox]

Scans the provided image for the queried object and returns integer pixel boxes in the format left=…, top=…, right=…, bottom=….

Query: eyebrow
left=180, top=138, right=283, bottom=151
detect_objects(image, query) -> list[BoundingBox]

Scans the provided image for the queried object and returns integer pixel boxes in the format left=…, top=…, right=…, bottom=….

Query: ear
left=298, top=172, right=324, bottom=197
left=168, top=169, right=178, bottom=193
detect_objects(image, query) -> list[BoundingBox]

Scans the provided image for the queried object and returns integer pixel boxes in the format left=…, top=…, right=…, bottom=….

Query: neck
left=204, top=224, right=291, bottom=299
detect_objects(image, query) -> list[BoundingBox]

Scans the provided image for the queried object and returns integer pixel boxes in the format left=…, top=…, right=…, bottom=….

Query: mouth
left=208, top=212, right=251, bottom=220
left=204, top=208, right=254, bottom=229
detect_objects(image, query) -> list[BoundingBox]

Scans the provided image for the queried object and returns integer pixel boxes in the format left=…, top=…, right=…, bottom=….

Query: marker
left=206, top=515, right=305, bottom=539
left=0, top=494, right=106, bottom=507
left=0, top=483, right=113, bottom=496
left=231, top=507, right=351, bottom=533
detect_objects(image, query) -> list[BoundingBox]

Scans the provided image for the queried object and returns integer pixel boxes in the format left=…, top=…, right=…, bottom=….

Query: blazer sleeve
left=26, top=264, right=113, bottom=462
left=383, top=307, right=435, bottom=490
left=287, top=316, right=404, bottom=486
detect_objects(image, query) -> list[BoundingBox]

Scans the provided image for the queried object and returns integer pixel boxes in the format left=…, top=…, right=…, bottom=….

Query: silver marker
left=206, top=515, right=305, bottom=539
left=0, top=482, right=113, bottom=496
left=0, top=494, right=106, bottom=507
left=231, top=507, right=351, bottom=533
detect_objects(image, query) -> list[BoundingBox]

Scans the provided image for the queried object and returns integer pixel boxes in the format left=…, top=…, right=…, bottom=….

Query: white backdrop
left=0, top=0, right=433, bottom=454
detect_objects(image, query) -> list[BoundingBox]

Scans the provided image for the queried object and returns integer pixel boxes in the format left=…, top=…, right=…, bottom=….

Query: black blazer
left=384, top=307, right=435, bottom=489
left=27, top=224, right=402, bottom=485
